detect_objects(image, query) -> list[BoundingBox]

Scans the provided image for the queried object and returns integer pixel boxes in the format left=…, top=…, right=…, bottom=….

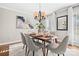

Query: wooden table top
left=28, top=32, right=54, bottom=43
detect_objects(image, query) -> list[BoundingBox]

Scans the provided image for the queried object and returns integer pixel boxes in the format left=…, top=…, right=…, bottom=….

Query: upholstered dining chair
left=20, top=33, right=28, bottom=55
left=20, top=33, right=27, bottom=49
left=25, top=34, right=44, bottom=56
left=50, top=31, right=56, bottom=35
left=46, top=36, right=68, bottom=56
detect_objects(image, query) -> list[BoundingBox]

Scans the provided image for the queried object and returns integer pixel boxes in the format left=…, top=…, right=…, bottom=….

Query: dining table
left=27, top=32, right=58, bottom=56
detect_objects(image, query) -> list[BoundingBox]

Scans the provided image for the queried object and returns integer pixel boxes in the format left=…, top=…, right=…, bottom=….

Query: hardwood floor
left=0, top=41, right=21, bottom=56
left=0, top=45, right=9, bottom=56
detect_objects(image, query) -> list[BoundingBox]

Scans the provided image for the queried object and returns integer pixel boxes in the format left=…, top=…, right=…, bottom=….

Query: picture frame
left=56, top=15, right=68, bottom=30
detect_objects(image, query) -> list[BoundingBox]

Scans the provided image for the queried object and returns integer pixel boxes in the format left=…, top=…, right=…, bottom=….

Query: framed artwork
left=56, top=15, right=68, bottom=30
left=16, top=16, right=25, bottom=29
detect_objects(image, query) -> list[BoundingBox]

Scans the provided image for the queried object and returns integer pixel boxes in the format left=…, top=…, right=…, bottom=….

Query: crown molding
left=46, top=3, right=78, bottom=17
left=0, top=5, right=27, bottom=15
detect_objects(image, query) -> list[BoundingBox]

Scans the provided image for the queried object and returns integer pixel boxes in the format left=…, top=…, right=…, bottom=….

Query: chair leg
left=63, top=54, right=65, bottom=56
left=42, top=48, right=44, bottom=56
left=23, top=45, right=25, bottom=49
left=27, top=49, right=30, bottom=56
left=58, top=54, right=59, bottom=56
left=33, top=50, right=35, bottom=56
left=25, top=45, right=27, bottom=56
left=46, top=49, right=48, bottom=56
left=42, top=48, right=45, bottom=56
left=42, top=48, right=46, bottom=56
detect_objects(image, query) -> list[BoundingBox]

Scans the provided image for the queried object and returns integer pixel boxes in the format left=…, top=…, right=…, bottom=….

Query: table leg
left=43, top=41, right=46, bottom=56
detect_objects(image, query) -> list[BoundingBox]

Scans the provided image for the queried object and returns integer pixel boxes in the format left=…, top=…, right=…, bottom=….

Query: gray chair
left=46, top=36, right=68, bottom=56
left=20, top=33, right=27, bottom=49
left=20, top=33, right=28, bottom=55
left=25, top=34, right=44, bottom=56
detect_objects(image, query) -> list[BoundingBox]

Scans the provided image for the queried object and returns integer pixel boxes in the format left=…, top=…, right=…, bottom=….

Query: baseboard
left=68, top=44, right=79, bottom=49
left=0, top=40, right=21, bottom=46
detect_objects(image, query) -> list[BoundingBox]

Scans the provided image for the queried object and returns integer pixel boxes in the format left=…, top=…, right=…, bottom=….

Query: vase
left=38, top=28, right=44, bottom=33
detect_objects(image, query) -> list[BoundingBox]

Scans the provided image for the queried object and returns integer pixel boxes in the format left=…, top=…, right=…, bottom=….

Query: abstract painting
left=16, top=16, right=25, bottom=29
left=57, top=15, right=68, bottom=30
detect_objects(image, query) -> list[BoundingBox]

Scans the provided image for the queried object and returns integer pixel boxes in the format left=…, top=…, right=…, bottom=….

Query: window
left=73, top=6, right=79, bottom=46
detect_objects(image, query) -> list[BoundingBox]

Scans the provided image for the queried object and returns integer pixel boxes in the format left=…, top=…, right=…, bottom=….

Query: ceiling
left=0, top=3, right=75, bottom=15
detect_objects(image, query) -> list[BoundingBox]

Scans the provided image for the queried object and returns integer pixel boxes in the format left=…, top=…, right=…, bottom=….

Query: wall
left=56, top=9, right=68, bottom=40
left=0, top=4, right=78, bottom=46
left=48, top=6, right=78, bottom=45
left=0, top=7, right=48, bottom=44
left=48, top=13, right=56, bottom=32
left=0, top=7, right=28, bottom=44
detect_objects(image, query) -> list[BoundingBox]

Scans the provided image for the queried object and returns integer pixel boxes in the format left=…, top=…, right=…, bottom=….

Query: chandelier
left=33, top=3, right=46, bottom=22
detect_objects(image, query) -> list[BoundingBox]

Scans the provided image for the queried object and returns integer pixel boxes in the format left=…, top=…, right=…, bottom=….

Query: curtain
left=48, top=12, right=56, bottom=32
left=73, top=6, right=79, bottom=46
left=68, top=7, right=74, bottom=45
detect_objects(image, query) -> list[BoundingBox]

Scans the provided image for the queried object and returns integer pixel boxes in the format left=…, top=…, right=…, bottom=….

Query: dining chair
left=50, top=31, right=56, bottom=35
left=25, top=34, right=44, bottom=56
left=20, top=33, right=27, bottom=49
left=46, top=36, right=68, bottom=56
left=20, top=33, right=28, bottom=55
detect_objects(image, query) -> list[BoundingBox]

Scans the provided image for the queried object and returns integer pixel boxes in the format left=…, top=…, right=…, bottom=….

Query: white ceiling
left=0, top=3, right=75, bottom=15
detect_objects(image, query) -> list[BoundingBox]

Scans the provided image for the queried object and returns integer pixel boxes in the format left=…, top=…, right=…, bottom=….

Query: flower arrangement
left=35, top=22, right=45, bottom=32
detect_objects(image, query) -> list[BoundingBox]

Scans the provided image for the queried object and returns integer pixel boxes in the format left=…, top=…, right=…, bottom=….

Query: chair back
left=50, top=31, right=56, bottom=35
left=56, top=36, right=68, bottom=54
left=60, top=36, right=68, bottom=46
left=25, top=34, right=37, bottom=51
left=20, top=33, right=26, bottom=45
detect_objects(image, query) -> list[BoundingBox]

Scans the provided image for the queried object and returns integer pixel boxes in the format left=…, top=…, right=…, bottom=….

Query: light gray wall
left=0, top=5, right=78, bottom=46
left=0, top=7, right=28, bottom=44
left=0, top=7, right=47, bottom=44
left=48, top=13, right=56, bottom=32
left=55, top=9, right=68, bottom=40
left=48, top=9, right=68, bottom=40
left=45, top=9, right=68, bottom=41
left=48, top=6, right=79, bottom=46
